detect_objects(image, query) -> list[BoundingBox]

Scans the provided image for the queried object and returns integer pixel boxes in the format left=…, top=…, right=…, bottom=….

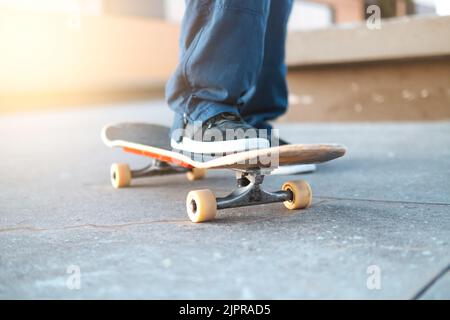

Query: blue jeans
left=166, top=0, right=293, bottom=140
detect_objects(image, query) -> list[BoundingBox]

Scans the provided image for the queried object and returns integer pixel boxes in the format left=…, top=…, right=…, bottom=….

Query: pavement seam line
left=0, top=219, right=189, bottom=233
left=0, top=211, right=303, bottom=233
left=410, top=264, right=450, bottom=300
left=316, top=196, right=450, bottom=207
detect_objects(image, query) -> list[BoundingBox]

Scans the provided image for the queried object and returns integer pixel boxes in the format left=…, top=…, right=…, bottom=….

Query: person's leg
left=240, top=0, right=293, bottom=132
left=166, top=0, right=271, bottom=145
left=241, top=1, right=316, bottom=173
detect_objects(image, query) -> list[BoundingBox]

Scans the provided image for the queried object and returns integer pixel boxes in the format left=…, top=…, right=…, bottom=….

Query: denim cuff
left=170, top=100, right=240, bottom=142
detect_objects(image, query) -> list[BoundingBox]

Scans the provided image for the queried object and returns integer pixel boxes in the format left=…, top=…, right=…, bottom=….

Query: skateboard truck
left=110, top=160, right=206, bottom=189
left=186, top=169, right=312, bottom=223
left=216, top=170, right=291, bottom=210
left=130, top=160, right=188, bottom=178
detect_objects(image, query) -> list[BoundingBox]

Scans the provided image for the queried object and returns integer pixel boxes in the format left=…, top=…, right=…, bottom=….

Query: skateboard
left=102, top=122, right=346, bottom=222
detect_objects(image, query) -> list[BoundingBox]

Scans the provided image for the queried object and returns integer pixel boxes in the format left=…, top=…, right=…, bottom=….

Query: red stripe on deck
left=123, top=147, right=193, bottom=169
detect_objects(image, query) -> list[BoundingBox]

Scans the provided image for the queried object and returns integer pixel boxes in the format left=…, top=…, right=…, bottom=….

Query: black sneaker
left=171, top=113, right=270, bottom=154
left=278, top=137, right=289, bottom=146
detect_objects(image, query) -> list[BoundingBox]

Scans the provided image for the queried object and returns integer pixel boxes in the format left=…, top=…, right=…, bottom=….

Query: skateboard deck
left=102, top=122, right=346, bottom=170
left=102, top=122, right=346, bottom=223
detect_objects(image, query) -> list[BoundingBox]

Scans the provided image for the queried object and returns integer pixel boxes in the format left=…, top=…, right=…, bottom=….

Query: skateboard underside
left=102, top=122, right=347, bottom=222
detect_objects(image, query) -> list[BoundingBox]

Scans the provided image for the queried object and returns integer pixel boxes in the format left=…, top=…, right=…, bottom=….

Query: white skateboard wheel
left=110, top=163, right=131, bottom=188
left=186, top=168, right=207, bottom=181
left=282, top=180, right=312, bottom=210
left=186, top=189, right=217, bottom=223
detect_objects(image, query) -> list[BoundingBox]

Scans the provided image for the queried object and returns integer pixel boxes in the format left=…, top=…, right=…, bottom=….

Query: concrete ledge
left=283, top=57, right=450, bottom=122
left=286, top=15, right=450, bottom=66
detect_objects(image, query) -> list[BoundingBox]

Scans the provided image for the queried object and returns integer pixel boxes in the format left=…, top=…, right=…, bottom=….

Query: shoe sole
left=171, top=137, right=270, bottom=154
left=271, top=164, right=317, bottom=175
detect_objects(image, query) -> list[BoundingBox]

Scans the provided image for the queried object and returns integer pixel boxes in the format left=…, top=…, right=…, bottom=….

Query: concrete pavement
left=0, top=100, right=449, bottom=299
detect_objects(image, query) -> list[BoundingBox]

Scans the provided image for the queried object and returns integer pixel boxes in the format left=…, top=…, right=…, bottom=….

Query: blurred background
left=1, top=0, right=449, bottom=121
